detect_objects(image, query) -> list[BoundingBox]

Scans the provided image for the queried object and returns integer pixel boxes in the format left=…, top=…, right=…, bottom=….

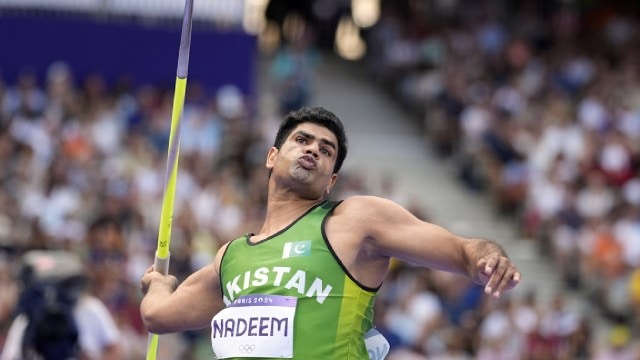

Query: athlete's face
left=266, top=123, right=338, bottom=198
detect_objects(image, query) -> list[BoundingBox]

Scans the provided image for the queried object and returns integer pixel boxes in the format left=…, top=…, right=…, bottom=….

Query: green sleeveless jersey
left=216, top=200, right=378, bottom=359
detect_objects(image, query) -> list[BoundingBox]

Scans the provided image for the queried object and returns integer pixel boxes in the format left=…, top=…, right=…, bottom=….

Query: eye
left=295, top=136, right=307, bottom=144
left=320, top=147, right=332, bottom=156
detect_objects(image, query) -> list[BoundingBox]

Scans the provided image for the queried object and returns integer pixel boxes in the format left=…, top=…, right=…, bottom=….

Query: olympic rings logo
left=238, top=344, right=256, bottom=353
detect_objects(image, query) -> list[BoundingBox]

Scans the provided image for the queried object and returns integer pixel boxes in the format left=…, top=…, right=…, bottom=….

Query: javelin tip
left=177, top=0, right=194, bottom=79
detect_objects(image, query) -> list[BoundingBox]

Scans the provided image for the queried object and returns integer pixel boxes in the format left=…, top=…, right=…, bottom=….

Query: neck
left=257, top=196, right=324, bottom=238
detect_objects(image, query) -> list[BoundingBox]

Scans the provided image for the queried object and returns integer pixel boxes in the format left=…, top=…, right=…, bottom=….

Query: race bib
left=211, top=295, right=297, bottom=359
left=365, top=327, right=390, bottom=360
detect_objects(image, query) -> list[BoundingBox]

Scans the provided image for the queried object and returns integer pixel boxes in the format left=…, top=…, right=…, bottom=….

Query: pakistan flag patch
left=282, top=240, right=312, bottom=258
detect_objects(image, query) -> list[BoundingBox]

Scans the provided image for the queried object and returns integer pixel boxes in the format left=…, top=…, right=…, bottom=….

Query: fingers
left=140, top=274, right=151, bottom=294
left=140, top=265, right=162, bottom=294
left=140, top=265, right=179, bottom=296
left=477, top=255, right=521, bottom=298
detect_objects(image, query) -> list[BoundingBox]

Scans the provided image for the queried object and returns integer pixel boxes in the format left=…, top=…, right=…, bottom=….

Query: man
left=140, top=106, right=521, bottom=359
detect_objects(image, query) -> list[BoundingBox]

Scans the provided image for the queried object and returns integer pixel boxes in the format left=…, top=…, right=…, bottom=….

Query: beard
left=286, top=163, right=328, bottom=199
left=289, top=163, right=314, bottom=184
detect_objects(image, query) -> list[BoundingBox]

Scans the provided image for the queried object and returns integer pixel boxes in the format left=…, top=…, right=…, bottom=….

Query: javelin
left=145, top=0, right=194, bottom=358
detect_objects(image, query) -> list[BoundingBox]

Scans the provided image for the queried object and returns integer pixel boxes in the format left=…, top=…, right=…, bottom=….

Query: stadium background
left=1, top=0, right=640, bottom=358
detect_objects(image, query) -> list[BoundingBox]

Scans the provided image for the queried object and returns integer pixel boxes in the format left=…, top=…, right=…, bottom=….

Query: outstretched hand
left=476, top=253, right=521, bottom=298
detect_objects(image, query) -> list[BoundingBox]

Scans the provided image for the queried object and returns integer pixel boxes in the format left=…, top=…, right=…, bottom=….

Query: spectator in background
left=612, top=204, right=640, bottom=274
left=0, top=257, right=18, bottom=348
left=383, top=268, right=446, bottom=352
left=360, top=3, right=640, bottom=351
left=269, top=20, right=321, bottom=116
left=0, top=57, right=273, bottom=358
left=628, top=267, right=640, bottom=331
left=592, top=325, right=640, bottom=360
left=476, top=297, right=520, bottom=360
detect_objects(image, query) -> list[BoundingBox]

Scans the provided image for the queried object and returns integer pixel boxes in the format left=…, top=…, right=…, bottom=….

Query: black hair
left=273, top=106, right=348, bottom=173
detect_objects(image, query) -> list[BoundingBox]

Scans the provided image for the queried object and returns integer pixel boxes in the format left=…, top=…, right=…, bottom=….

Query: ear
left=266, top=147, right=279, bottom=169
left=325, top=173, right=338, bottom=195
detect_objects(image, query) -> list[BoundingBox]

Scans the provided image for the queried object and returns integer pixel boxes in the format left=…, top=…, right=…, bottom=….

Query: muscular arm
left=140, top=246, right=227, bottom=334
left=339, top=196, right=520, bottom=297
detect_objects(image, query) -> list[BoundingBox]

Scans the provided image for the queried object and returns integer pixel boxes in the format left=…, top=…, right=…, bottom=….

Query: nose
left=305, top=144, right=319, bottom=158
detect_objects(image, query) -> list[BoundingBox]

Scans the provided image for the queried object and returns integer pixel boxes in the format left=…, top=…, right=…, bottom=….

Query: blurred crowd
left=361, top=0, right=640, bottom=359
left=0, top=61, right=282, bottom=358
left=2, top=1, right=640, bottom=359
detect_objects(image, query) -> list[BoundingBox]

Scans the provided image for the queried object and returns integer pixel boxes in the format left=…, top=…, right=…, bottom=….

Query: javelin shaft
left=146, top=0, right=193, bottom=359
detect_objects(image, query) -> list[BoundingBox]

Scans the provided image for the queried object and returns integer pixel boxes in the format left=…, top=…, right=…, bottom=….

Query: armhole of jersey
left=217, top=239, right=239, bottom=301
left=322, top=200, right=380, bottom=293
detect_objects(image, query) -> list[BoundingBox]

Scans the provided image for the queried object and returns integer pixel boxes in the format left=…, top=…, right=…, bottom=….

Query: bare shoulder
left=336, top=195, right=411, bottom=222
left=335, top=195, right=393, bottom=215
left=332, top=195, right=415, bottom=237
left=326, top=196, right=380, bottom=236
